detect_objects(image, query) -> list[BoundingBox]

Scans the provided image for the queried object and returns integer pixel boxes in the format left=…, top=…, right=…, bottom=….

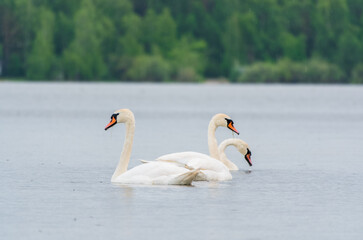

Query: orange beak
left=228, top=122, right=240, bottom=135
left=245, top=153, right=252, bottom=166
left=105, top=117, right=117, bottom=131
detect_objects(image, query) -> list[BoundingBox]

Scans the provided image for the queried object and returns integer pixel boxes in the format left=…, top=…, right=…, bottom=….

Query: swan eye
left=247, top=148, right=251, bottom=156
left=225, top=118, right=233, bottom=124
left=111, top=113, right=119, bottom=120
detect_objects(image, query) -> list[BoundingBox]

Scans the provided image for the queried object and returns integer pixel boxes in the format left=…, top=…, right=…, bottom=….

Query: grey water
left=1, top=82, right=363, bottom=240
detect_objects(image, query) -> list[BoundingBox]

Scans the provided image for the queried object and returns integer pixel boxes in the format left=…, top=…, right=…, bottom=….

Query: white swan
left=218, top=138, right=252, bottom=171
left=155, top=113, right=240, bottom=181
left=104, top=109, right=199, bottom=185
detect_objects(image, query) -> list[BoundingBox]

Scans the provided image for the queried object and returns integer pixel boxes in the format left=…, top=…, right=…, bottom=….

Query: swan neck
left=218, top=139, right=238, bottom=170
left=111, top=120, right=135, bottom=181
left=219, top=150, right=229, bottom=167
left=208, top=120, right=220, bottom=160
left=218, top=141, right=229, bottom=165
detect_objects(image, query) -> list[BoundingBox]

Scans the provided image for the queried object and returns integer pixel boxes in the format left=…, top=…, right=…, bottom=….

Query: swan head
left=212, top=113, right=239, bottom=135
left=233, top=139, right=252, bottom=167
left=244, top=148, right=252, bottom=167
left=104, top=109, right=134, bottom=130
left=225, top=118, right=239, bottom=135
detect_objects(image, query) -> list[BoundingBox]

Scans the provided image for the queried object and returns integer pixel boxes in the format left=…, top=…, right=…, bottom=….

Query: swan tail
left=169, top=169, right=200, bottom=185
left=194, top=170, right=208, bottom=181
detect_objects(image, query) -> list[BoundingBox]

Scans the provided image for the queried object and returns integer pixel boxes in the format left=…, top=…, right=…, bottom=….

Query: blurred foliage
left=237, top=58, right=346, bottom=83
left=351, top=63, right=363, bottom=83
left=26, top=7, right=55, bottom=79
left=126, top=54, right=171, bottom=82
left=0, top=0, right=363, bottom=82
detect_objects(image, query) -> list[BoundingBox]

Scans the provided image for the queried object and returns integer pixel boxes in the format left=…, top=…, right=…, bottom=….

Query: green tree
left=54, top=12, right=75, bottom=56
left=351, top=63, right=363, bottom=83
left=126, top=55, right=171, bottom=82
left=94, top=0, right=132, bottom=32
left=337, top=28, right=362, bottom=73
left=314, top=0, right=349, bottom=59
left=248, top=0, right=284, bottom=61
left=169, top=36, right=206, bottom=81
left=223, top=11, right=261, bottom=70
left=62, top=0, right=107, bottom=80
left=281, top=0, right=315, bottom=57
left=26, top=7, right=56, bottom=79
left=1, top=0, right=363, bottom=82
left=346, top=0, right=363, bottom=27
left=120, top=13, right=144, bottom=56
left=48, top=0, right=80, bottom=55
left=111, top=13, right=144, bottom=78
left=190, top=1, right=222, bottom=76
left=0, top=0, right=36, bottom=76
left=154, top=8, right=177, bottom=55
left=141, top=8, right=177, bottom=55
left=93, top=0, right=133, bottom=72
left=280, top=32, right=306, bottom=61
left=223, top=13, right=243, bottom=69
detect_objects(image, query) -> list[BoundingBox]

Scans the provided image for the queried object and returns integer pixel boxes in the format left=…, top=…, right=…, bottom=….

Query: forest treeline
left=1, top=0, right=363, bottom=83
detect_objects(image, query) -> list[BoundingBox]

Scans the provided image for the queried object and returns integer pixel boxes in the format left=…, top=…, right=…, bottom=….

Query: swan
left=104, top=109, right=199, bottom=185
left=218, top=138, right=252, bottom=171
left=155, top=113, right=241, bottom=181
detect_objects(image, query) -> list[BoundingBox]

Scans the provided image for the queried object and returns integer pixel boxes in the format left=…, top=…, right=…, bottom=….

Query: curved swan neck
left=218, top=139, right=239, bottom=170
left=208, top=117, right=220, bottom=160
left=111, top=118, right=135, bottom=181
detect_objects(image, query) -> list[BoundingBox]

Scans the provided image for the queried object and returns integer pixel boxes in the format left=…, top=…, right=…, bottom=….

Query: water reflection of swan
left=105, top=109, right=199, bottom=185
left=119, top=185, right=133, bottom=199
left=155, top=114, right=242, bottom=181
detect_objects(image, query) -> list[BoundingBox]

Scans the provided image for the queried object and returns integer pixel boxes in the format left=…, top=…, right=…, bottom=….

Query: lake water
left=1, top=82, right=363, bottom=240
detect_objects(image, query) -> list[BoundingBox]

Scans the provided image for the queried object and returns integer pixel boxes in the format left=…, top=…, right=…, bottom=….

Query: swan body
left=112, top=161, right=199, bottom=185
left=155, top=113, right=239, bottom=181
left=105, top=109, right=199, bottom=185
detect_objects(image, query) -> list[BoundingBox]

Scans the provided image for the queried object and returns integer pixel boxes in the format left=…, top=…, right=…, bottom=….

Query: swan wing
left=112, top=161, right=198, bottom=185
left=140, top=159, right=193, bottom=170
left=156, top=152, right=232, bottom=181
left=195, top=170, right=232, bottom=181
left=157, top=152, right=229, bottom=172
left=156, top=151, right=211, bottom=164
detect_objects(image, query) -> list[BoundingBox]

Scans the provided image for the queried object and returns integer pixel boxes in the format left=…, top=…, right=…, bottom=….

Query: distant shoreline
left=1, top=78, right=361, bottom=85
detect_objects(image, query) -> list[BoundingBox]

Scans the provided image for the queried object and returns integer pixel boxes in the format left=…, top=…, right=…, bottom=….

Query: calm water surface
left=1, top=82, right=363, bottom=239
